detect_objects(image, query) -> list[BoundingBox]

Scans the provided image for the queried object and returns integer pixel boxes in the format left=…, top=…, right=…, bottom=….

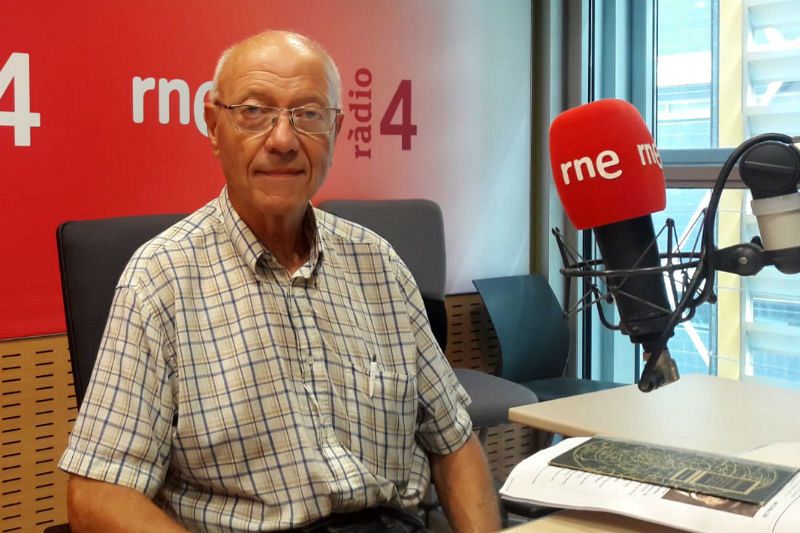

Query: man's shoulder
left=314, top=207, right=395, bottom=255
left=121, top=199, right=223, bottom=283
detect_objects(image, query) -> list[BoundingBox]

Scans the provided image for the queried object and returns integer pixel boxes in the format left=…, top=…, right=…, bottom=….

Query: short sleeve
left=394, top=259, right=473, bottom=455
left=58, top=284, right=176, bottom=498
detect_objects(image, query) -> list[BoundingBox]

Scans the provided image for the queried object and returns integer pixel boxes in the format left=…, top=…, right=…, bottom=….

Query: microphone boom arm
left=553, top=132, right=796, bottom=391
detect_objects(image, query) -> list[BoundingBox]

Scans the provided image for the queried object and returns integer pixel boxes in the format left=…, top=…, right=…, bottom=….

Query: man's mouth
left=255, top=168, right=304, bottom=177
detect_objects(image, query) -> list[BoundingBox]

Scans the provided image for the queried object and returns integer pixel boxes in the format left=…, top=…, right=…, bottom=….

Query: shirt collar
left=218, top=187, right=324, bottom=280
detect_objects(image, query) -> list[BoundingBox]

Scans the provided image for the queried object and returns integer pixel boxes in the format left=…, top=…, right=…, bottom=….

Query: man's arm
left=67, top=475, right=189, bottom=533
left=429, top=434, right=502, bottom=533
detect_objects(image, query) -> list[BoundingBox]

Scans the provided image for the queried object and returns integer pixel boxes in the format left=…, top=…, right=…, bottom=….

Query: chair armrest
left=43, top=523, right=71, bottom=533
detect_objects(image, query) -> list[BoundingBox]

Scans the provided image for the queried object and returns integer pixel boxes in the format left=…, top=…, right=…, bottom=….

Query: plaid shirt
left=59, top=188, right=472, bottom=533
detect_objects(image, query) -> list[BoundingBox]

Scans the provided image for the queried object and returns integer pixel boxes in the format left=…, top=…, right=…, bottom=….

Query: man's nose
left=264, top=111, right=299, bottom=152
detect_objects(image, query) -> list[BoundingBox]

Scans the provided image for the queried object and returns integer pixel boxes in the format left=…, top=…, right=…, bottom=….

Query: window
left=656, top=0, right=716, bottom=149
left=592, top=0, right=800, bottom=390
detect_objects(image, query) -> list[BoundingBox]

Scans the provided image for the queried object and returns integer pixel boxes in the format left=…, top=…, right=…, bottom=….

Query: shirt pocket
left=344, top=364, right=417, bottom=486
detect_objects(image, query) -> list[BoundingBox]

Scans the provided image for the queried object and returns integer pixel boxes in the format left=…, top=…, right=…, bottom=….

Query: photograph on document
left=662, top=489, right=760, bottom=517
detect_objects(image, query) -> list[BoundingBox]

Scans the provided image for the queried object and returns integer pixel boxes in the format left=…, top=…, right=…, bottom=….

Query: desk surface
left=504, top=510, right=685, bottom=533
left=503, top=374, right=800, bottom=532
left=509, top=373, right=800, bottom=455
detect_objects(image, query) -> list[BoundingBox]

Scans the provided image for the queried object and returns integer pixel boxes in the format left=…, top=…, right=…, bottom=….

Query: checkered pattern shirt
left=59, top=188, right=472, bottom=533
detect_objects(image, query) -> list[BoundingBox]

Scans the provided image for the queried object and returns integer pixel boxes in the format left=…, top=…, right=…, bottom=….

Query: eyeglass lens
left=233, top=106, right=335, bottom=133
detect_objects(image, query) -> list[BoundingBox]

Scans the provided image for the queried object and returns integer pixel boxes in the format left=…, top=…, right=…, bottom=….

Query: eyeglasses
left=215, top=103, right=341, bottom=135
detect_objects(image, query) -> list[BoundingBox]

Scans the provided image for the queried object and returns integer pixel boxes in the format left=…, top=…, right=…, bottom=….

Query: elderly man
left=60, top=30, right=501, bottom=533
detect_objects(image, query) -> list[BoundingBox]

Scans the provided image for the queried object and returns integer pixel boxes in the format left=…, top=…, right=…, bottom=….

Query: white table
left=501, top=374, right=800, bottom=532
left=509, top=373, right=800, bottom=454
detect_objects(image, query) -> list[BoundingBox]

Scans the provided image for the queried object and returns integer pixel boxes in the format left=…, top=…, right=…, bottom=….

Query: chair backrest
left=56, top=214, right=186, bottom=408
left=472, top=274, right=569, bottom=383
left=318, top=199, right=448, bottom=349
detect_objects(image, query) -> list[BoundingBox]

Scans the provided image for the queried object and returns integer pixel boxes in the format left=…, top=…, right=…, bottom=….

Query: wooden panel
left=445, top=293, right=500, bottom=373
left=485, top=423, right=540, bottom=481
left=1, top=335, right=74, bottom=533
left=443, top=294, right=540, bottom=482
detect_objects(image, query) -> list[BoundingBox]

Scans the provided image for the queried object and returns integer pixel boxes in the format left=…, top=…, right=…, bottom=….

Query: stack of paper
left=500, top=437, right=800, bottom=533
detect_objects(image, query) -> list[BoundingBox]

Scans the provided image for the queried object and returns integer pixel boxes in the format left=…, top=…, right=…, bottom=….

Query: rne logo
left=558, top=142, right=662, bottom=185
left=132, top=77, right=212, bottom=136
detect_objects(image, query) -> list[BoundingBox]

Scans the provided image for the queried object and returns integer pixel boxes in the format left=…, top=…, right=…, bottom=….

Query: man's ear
left=333, top=112, right=345, bottom=142
left=328, top=113, right=345, bottom=167
left=204, top=102, right=221, bottom=157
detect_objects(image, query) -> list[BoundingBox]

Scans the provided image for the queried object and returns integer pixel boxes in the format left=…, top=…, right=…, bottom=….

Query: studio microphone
left=549, top=98, right=679, bottom=391
left=739, top=140, right=800, bottom=274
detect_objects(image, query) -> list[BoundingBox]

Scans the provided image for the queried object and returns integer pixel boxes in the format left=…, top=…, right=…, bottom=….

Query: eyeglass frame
left=214, top=102, right=342, bottom=135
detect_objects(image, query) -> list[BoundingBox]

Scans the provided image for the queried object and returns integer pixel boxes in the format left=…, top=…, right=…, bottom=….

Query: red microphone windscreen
left=549, top=99, right=666, bottom=230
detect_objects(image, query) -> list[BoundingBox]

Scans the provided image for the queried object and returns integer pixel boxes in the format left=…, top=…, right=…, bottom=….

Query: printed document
left=500, top=437, right=800, bottom=533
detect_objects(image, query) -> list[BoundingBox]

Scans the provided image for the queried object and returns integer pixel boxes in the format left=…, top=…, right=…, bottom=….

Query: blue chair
left=473, top=274, right=625, bottom=402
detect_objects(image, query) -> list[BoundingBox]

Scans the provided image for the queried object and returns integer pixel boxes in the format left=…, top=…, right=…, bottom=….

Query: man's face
left=205, top=38, right=342, bottom=223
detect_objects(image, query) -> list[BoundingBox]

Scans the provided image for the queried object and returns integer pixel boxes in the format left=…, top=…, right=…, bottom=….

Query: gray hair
left=210, top=30, right=342, bottom=108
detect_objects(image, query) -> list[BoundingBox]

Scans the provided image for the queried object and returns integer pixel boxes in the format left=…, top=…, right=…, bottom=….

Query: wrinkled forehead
left=218, top=36, right=338, bottom=103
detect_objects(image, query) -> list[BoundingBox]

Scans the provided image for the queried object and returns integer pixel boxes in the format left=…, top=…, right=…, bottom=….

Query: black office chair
left=318, top=200, right=538, bottom=436
left=319, top=200, right=538, bottom=527
left=473, top=274, right=625, bottom=402
left=51, top=210, right=534, bottom=532
left=48, top=214, right=187, bottom=533
left=56, top=214, right=187, bottom=409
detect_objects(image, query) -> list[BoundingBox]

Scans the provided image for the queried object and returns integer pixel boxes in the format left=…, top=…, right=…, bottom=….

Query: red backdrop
left=1, top=0, right=531, bottom=339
